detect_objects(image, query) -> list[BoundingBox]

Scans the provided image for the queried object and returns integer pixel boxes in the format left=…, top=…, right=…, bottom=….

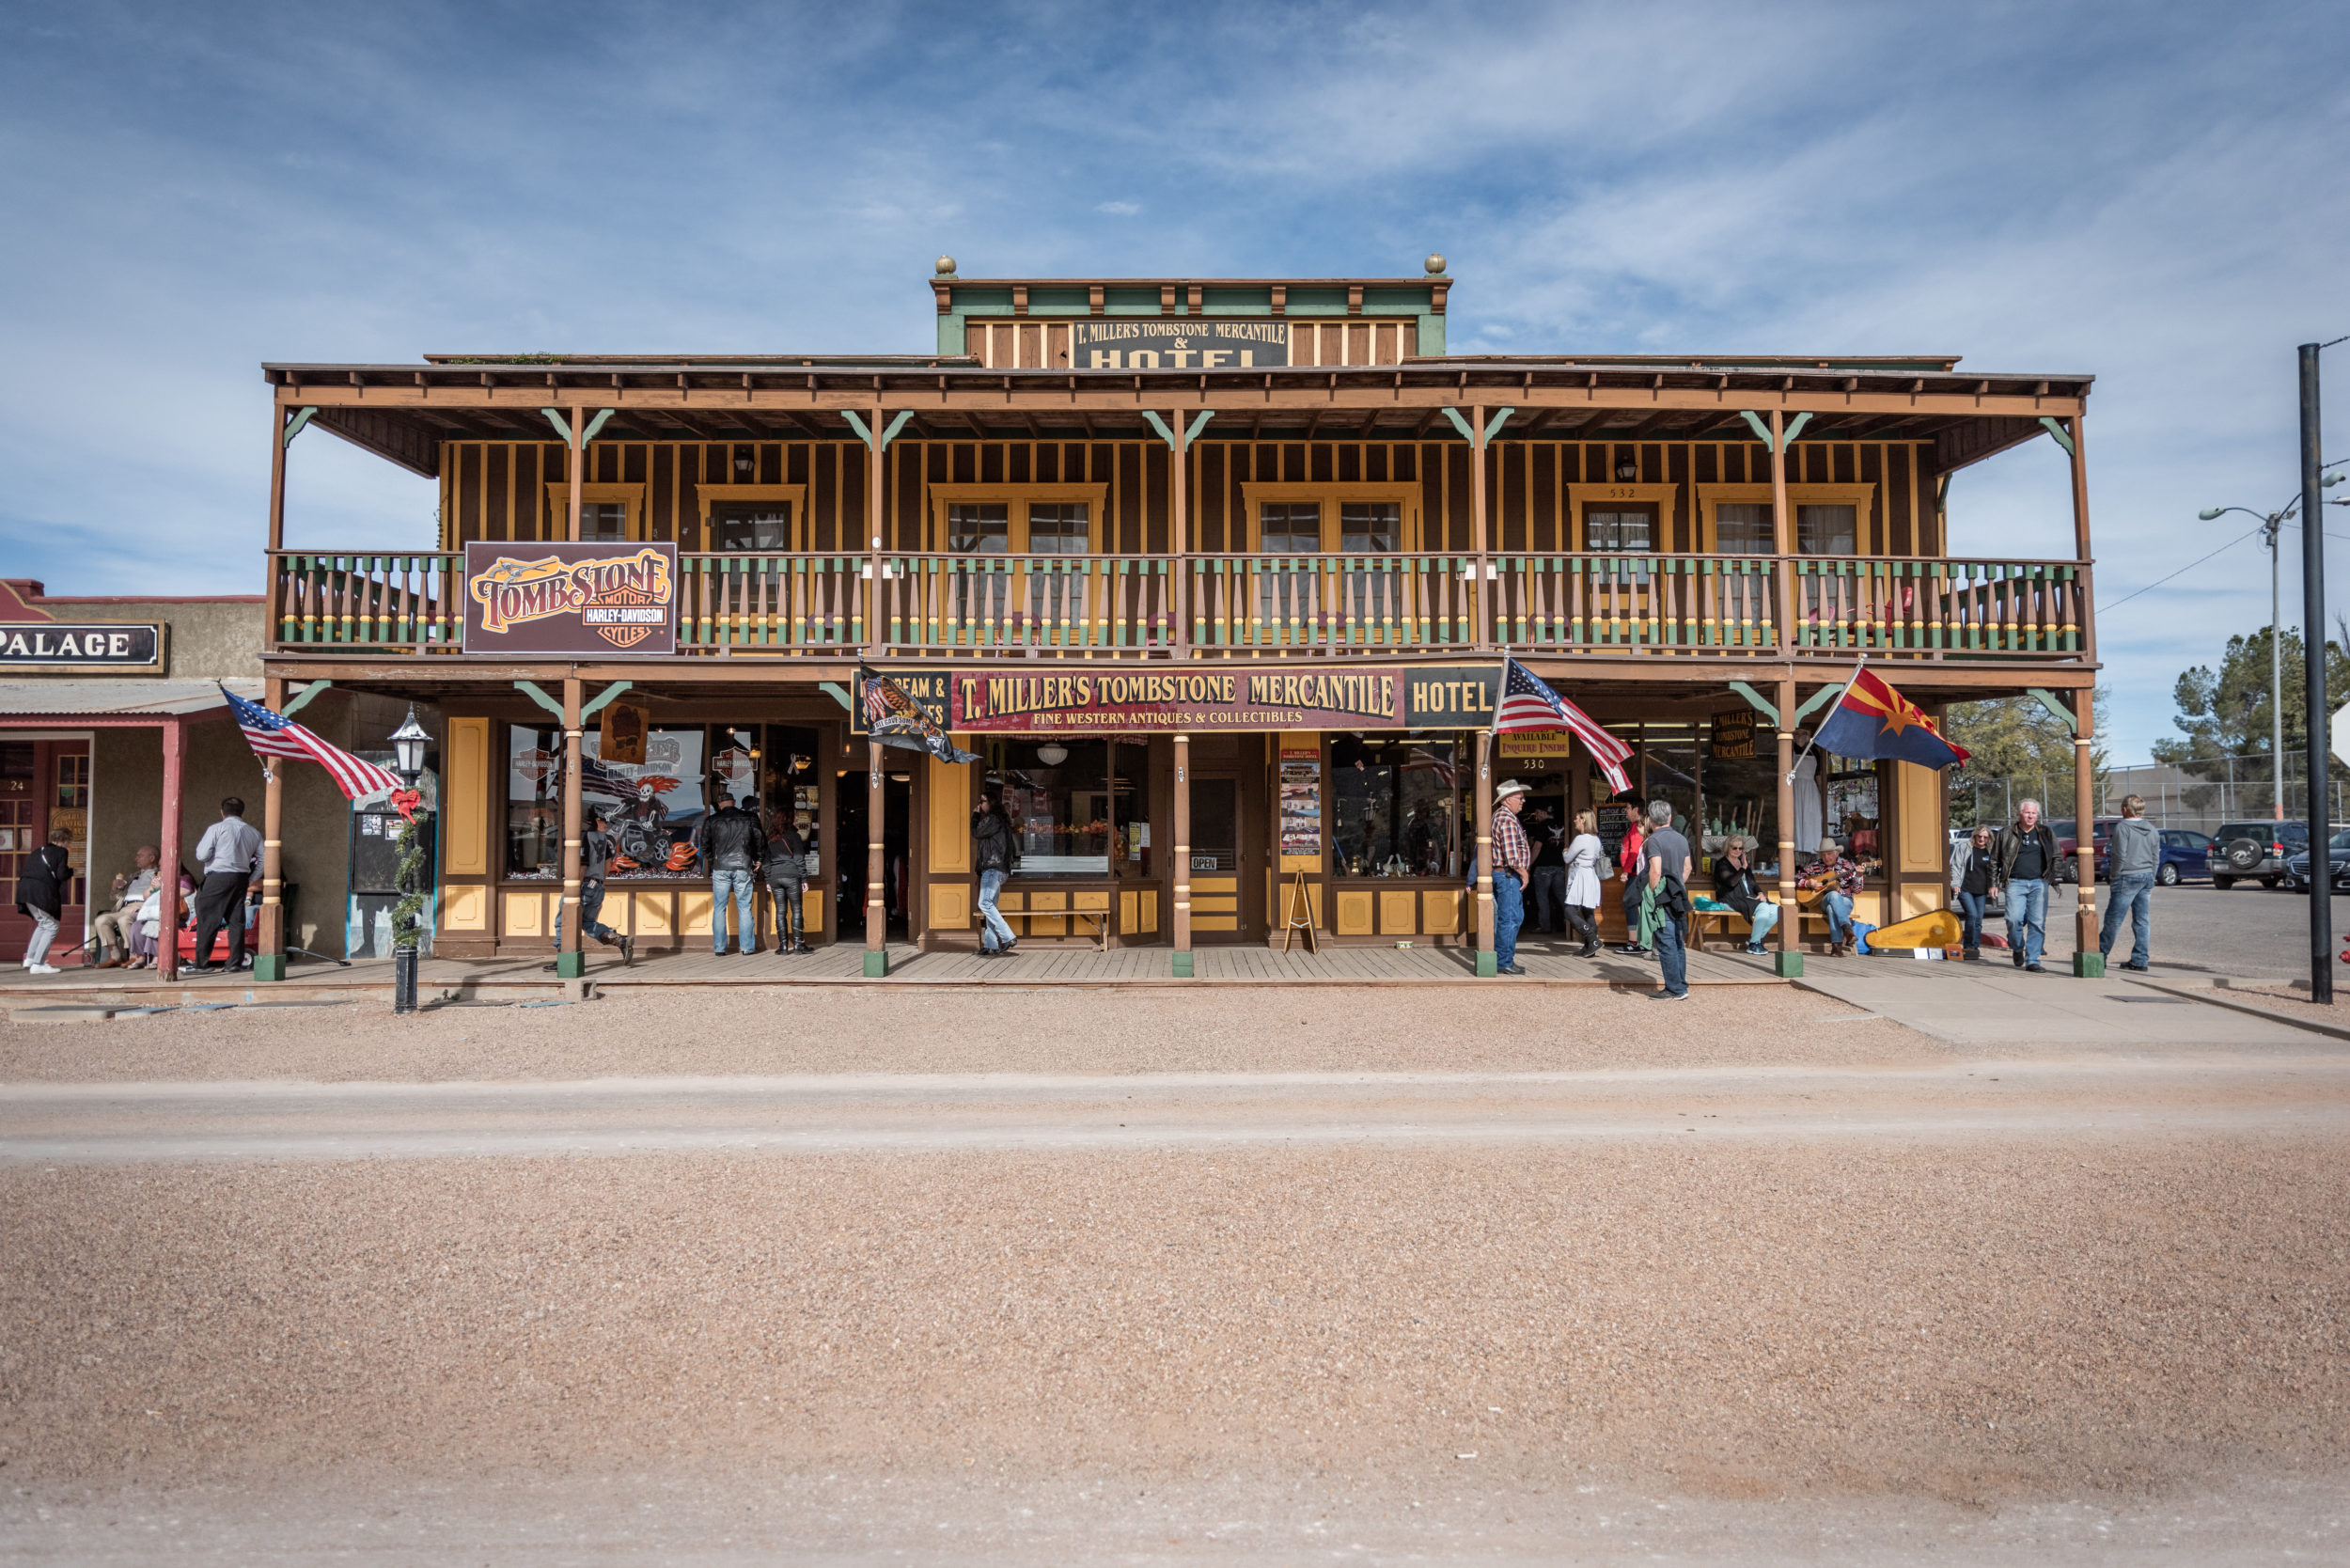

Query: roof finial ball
left=1424, top=254, right=1447, bottom=275
left=934, top=256, right=957, bottom=276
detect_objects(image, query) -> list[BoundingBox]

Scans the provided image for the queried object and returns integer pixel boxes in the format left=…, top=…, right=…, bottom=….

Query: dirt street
left=4, top=983, right=2347, bottom=1562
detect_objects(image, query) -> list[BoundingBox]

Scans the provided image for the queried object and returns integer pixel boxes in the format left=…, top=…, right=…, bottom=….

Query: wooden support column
left=1171, top=733, right=1193, bottom=977
left=1769, top=410, right=1795, bottom=654
left=1474, top=729, right=1496, bottom=976
left=555, top=675, right=585, bottom=979
left=1172, top=410, right=1191, bottom=659
left=265, top=402, right=289, bottom=646
left=158, top=717, right=185, bottom=981
left=254, top=673, right=287, bottom=982
left=864, top=738, right=888, bottom=976
left=566, top=405, right=585, bottom=542
left=1775, top=674, right=1801, bottom=977
left=1470, top=404, right=1490, bottom=648
left=2068, top=414, right=2096, bottom=664
left=867, top=406, right=886, bottom=659
left=2072, top=700, right=2101, bottom=975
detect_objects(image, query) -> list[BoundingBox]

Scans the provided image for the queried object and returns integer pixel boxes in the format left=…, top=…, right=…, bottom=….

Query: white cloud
left=1095, top=200, right=1141, bottom=216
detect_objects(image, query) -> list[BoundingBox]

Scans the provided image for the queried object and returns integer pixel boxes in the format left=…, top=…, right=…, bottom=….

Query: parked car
left=2207, top=820, right=2347, bottom=888
left=2095, top=826, right=2213, bottom=886
left=2280, top=828, right=2350, bottom=893
left=2044, top=818, right=2114, bottom=885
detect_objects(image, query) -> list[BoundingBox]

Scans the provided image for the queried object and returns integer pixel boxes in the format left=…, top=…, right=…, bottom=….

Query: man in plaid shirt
left=1490, top=778, right=1533, bottom=975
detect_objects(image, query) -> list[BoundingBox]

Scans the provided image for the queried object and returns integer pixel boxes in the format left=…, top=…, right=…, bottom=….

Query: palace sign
left=1071, top=320, right=1290, bottom=369
left=0, top=622, right=164, bottom=670
left=854, top=665, right=1503, bottom=736
left=462, top=543, right=678, bottom=654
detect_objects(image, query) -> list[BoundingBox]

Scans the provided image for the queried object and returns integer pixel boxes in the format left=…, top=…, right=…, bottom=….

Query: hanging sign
left=936, top=664, right=1505, bottom=734
left=1072, top=320, right=1290, bottom=369
left=462, top=542, right=678, bottom=654
left=1498, top=729, right=1573, bottom=760
left=0, top=623, right=164, bottom=670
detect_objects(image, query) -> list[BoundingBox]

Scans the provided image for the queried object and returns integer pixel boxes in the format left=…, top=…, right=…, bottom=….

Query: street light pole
left=2300, top=342, right=2333, bottom=1003
left=2270, top=514, right=2285, bottom=823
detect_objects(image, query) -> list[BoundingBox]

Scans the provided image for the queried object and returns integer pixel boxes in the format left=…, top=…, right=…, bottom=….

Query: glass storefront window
left=506, top=724, right=709, bottom=878
left=989, top=739, right=1109, bottom=875
left=1329, top=735, right=1458, bottom=877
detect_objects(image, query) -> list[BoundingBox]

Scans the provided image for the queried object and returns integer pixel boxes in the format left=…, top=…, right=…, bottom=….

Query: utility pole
left=2268, top=512, right=2286, bottom=822
left=2299, top=341, right=2332, bottom=1003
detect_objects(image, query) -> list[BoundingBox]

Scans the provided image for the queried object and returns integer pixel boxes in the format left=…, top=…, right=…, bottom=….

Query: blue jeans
left=1821, top=890, right=1855, bottom=945
left=1955, top=889, right=1986, bottom=949
left=1742, top=900, right=1779, bottom=950
left=1494, top=871, right=1525, bottom=969
left=555, top=878, right=617, bottom=949
left=2100, top=871, right=2153, bottom=967
left=977, top=869, right=1015, bottom=951
left=712, top=869, right=756, bottom=953
left=1655, top=910, right=1688, bottom=996
left=2006, top=877, right=2049, bottom=964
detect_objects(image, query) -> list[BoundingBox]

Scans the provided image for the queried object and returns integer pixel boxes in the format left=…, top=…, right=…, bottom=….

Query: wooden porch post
left=1171, top=733, right=1193, bottom=977
left=865, top=738, right=888, bottom=976
left=255, top=674, right=287, bottom=981
left=1769, top=410, right=1794, bottom=653
left=867, top=405, right=886, bottom=659
left=555, top=675, right=585, bottom=979
left=2068, top=414, right=2095, bottom=665
left=1775, top=674, right=1801, bottom=976
left=1474, top=729, right=1496, bottom=975
left=1470, top=404, right=1490, bottom=648
left=566, top=405, right=585, bottom=542
left=1172, top=411, right=1191, bottom=660
left=266, top=401, right=289, bottom=648
left=2073, top=699, right=2100, bottom=973
left=158, top=717, right=184, bottom=981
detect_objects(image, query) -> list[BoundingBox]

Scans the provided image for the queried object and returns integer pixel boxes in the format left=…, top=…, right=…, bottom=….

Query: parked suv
left=2208, top=821, right=2348, bottom=888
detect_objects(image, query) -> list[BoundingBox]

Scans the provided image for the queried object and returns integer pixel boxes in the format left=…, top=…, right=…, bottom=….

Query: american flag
left=1493, top=659, right=1633, bottom=796
left=221, top=686, right=404, bottom=801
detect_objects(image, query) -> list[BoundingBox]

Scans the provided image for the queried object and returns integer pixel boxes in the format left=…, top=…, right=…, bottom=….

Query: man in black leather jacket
left=972, top=793, right=1019, bottom=956
left=704, top=795, right=766, bottom=956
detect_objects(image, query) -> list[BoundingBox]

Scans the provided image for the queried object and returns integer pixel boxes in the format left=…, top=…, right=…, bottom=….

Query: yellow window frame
left=926, top=483, right=1111, bottom=554
left=1694, top=483, right=1878, bottom=554
left=1236, top=482, right=1424, bottom=553
left=539, top=482, right=650, bottom=542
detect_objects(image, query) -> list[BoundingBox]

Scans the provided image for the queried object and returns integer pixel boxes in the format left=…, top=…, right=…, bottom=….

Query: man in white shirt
left=91, top=844, right=159, bottom=967
left=190, top=796, right=262, bottom=973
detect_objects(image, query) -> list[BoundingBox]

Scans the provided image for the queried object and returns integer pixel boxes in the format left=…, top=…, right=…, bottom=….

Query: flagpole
left=1783, top=654, right=1867, bottom=785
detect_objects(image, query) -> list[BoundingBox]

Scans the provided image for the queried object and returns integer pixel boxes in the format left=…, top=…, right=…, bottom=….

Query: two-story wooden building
left=252, top=259, right=2103, bottom=980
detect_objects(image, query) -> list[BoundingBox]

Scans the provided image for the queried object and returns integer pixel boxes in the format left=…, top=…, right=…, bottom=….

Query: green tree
left=1945, top=689, right=2109, bottom=827
left=2150, top=626, right=2350, bottom=813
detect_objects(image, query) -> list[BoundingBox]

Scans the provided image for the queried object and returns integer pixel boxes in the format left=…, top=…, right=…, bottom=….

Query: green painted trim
left=819, top=682, right=853, bottom=711
left=1773, top=950, right=1805, bottom=978
left=1738, top=410, right=1773, bottom=447
left=1726, top=681, right=1778, bottom=726
left=1170, top=950, right=1194, bottom=979
left=281, top=406, right=318, bottom=447
left=580, top=680, right=634, bottom=720
left=840, top=409, right=874, bottom=449
left=512, top=680, right=565, bottom=720
left=1140, top=411, right=1178, bottom=450
left=1484, top=407, right=1515, bottom=441
left=1441, top=407, right=1478, bottom=443
left=1791, top=685, right=1840, bottom=726
left=881, top=410, right=916, bottom=450
left=862, top=949, right=890, bottom=978
left=1416, top=312, right=1446, bottom=356
left=937, top=311, right=964, bottom=356
left=1783, top=411, right=1813, bottom=446
left=251, top=954, right=286, bottom=982
left=1185, top=410, right=1215, bottom=445
left=2073, top=951, right=2105, bottom=978
left=556, top=950, right=586, bottom=980
left=2038, top=416, right=2076, bottom=456
left=579, top=408, right=617, bottom=446
left=281, top=679, right=332, bottom=719
left=2026, top=687, right=2079, bottom=732
left=1476, top=949, right=1498, bottom=977
left=540, top=408, right=573, bottom=446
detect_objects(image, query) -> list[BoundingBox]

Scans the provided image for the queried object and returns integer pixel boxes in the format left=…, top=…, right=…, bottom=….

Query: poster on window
left=1278, top=746, right=1323, bottom=862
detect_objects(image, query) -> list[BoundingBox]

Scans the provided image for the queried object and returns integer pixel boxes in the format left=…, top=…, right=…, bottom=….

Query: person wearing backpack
left=1638, top=799, right=1694, bottom=1000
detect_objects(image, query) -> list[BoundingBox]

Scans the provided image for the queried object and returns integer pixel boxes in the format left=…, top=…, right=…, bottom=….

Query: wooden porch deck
left=0, top=933, right=1779, bottom=1008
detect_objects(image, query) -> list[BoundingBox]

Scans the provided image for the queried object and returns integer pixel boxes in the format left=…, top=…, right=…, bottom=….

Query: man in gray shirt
left=189, top=795, right=261, bottom=972
left=2100, top=793, right=2160, bottom=973
left=1640, top=798, right=1694, bottom=1000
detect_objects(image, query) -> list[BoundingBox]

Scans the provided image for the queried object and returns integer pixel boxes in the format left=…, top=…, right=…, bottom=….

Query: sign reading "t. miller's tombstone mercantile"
left=1070, top=320, right=1289, bottom=368
left=0, top=623, right=164, bottom=669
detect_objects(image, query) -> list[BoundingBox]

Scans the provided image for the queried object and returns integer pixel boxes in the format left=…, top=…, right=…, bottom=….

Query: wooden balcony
left=265, top=549, right=2090, bottom=662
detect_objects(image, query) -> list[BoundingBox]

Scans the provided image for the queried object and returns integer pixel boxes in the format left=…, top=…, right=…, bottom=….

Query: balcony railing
left=265, top=549, right=2090, bottom=661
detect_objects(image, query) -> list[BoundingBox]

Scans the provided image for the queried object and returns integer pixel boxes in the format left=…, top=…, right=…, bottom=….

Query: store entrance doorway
left=1188, top=774, right=1255, bottom=943
left=838, top=766, right=911, bottom=940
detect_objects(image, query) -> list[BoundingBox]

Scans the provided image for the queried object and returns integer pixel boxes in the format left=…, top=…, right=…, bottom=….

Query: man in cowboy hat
left=1491, top=777, right=1534, bottom=976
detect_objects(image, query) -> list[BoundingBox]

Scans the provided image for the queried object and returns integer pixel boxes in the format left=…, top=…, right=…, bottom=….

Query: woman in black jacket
left=16, top=828, right=70, bottom=974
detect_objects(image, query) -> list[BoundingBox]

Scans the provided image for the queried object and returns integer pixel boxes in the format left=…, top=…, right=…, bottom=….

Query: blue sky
left=2, top=1, right=2346, bottom=758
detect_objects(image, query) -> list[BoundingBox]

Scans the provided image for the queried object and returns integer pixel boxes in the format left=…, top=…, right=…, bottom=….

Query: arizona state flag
left=1811, top=666, right=1971, bottom=770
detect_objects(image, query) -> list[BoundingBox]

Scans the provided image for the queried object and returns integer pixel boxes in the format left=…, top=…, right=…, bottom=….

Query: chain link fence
left=1952, top=752, right=2350, bottom=832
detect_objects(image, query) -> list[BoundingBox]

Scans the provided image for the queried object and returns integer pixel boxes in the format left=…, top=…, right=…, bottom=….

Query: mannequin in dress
left=1792, top=749, right=1825, bottom=855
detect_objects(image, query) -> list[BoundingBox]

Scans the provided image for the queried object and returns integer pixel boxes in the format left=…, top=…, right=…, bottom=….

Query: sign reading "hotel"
left=1071, top=320, right=1290, bottom=369
left=0, top=623, right=164, bottom=670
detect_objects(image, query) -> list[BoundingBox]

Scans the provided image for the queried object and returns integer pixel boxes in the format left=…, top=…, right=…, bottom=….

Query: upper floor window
left=1797, top=504, right=1857, bottom=555
left=1340, top=502, right=1401, bottom=554
left=1586, top=507, right=1655, bottom=552
left=929, top=486, right=1108, bottom=554
left=1026, top=503, right=1090, bottom=555
left=541, top=482, right=647, bottom=542
left=1260, top=502, right=1321, bottom=553
left=948, top=502, right=1010, bottom=553
left=1714, top=503, right=1773, bottom=554
left=711, top=500, right=793, bottom=551
left=580, top=503, right=629, bottom=541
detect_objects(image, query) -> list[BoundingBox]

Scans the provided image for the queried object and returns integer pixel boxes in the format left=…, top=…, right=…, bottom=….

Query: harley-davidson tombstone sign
left=462, top=543, right=678, bottom=655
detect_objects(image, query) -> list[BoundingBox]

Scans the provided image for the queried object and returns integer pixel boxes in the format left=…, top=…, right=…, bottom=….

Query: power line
left=2100, top=525, right=2264, bottom=613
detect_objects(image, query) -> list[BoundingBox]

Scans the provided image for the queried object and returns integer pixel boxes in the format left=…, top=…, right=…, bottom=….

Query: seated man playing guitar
left=1796, top=838, right=1866, bottom=957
